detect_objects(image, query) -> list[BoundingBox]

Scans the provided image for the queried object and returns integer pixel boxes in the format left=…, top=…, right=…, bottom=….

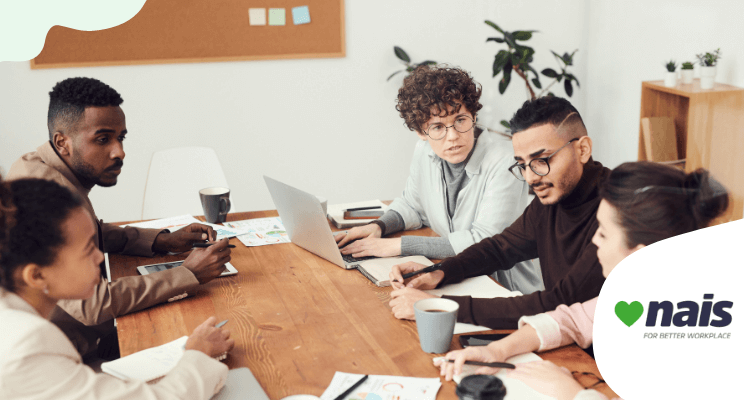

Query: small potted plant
left=696, top=48, right=721, bottom=89
left=664, top=60, right=678, bottom=87
left=680, top=61, right=694, bottom=84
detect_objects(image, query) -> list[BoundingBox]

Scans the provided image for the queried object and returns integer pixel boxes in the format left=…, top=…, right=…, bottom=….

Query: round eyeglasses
left=423, top=115, right=475, bottom=140
left=508, top=138, right=579, bottom=181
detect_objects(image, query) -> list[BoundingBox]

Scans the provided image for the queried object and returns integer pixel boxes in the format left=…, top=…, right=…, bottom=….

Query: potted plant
left=664, top=60, right=678, bottom=87
left=485, top=20, right=580, bottom=130
left=680, top=61, right=694, bottom=84
left=387, top=46, right=436, bottom=81
left=696, top=48, right=721, bottom=89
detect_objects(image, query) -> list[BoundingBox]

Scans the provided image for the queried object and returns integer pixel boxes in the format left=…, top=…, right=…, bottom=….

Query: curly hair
left=47, top=77, right=123, bottom=139
left=0, top=177, right=83, bottom=291
left=396, top=65, right=483, bottom=133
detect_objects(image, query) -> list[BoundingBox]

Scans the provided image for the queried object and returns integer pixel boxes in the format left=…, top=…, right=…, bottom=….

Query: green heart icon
left=615, top=301, right=644, bottom=327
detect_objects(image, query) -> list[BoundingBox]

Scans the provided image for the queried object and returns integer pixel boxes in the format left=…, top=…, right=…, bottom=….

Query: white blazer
left=0, top=289, right=228, bottom=400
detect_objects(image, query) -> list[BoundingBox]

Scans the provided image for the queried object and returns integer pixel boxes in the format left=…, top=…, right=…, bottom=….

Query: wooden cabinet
left=638, top=80, right=744, bottom=223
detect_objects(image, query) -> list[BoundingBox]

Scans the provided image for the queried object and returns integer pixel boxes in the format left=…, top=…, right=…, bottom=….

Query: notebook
left=326, top=200, right=388, bottom=229
left=102, top=336, right=189, bottom=381
left=355, top=255, right=433, bottom=287
left=425, top=275, right=523, bottom=334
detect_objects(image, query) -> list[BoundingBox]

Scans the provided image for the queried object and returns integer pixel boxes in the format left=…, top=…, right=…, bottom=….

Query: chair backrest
left=142, top=146, right=229, bottom=220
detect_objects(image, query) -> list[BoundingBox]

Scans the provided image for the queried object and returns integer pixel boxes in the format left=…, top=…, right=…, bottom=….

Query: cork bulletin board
left=31, top=0, right=345, bottom=69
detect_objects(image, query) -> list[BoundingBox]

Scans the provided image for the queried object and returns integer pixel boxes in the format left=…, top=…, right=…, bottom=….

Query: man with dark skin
left=8, top=77, right=231, bottom=358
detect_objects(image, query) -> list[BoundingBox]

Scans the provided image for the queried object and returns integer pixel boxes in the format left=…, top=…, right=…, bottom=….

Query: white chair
left=142, top=146, right=230, bottom=220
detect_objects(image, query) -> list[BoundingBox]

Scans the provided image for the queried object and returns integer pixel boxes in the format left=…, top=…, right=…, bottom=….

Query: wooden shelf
left=639, top=79, right=744, bottom=223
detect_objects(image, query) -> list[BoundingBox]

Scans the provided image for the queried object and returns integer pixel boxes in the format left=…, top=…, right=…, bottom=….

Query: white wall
left=585, top=0, right=744, bottom=169
left=0, top=0, right=588, bottom=222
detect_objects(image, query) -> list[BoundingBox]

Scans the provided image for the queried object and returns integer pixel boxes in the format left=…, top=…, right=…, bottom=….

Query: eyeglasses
left=571, top=371, right=606, bottom=389
left=508, top=138, right=579, bottom=181
left=423, top=115, right=475, bottom=140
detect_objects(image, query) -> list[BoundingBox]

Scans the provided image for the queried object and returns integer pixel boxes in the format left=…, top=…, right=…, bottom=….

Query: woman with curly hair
left=336, top=65, right=542, bottom=294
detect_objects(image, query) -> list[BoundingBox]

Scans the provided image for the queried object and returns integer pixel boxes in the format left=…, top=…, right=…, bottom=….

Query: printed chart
left=223, top=217, right=290, bottom=247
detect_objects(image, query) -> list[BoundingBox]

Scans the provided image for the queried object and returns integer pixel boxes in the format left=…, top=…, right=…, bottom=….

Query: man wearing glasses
left=389, top=96, right=609, bottom=329
left=336, top=65, right=542, bottom=295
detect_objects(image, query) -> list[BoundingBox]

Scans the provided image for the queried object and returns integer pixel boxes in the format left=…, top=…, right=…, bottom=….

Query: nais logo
left=615, top=294, right=733, bottom=339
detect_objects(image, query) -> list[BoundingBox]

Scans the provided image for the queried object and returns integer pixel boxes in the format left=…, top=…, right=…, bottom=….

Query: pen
left=192, top=243, right=236, bottom=248
left=344, top=206, right=382, bottom=212
left=392, top=263, right=443, bottom=286
left=333, top=375, right=368, bottom=400
left=446, top=359, right=516, bottom=369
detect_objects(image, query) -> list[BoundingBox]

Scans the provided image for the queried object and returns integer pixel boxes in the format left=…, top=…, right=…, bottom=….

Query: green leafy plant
left=485, top=20, right=579, bottom=129
left=665, top=60, right=678, bottom=72
left=387, top=46, right=437, bottom=81
left=696, top=48, right=721, bottom=67
left=681, top=62, right=694, bottom=70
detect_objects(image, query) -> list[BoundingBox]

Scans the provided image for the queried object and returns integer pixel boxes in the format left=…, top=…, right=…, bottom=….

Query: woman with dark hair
left=0, top=178, right=234, bottom=400
left=435, top=161, right=728, bottom=400
left=335, top=65, right=542, bottom=294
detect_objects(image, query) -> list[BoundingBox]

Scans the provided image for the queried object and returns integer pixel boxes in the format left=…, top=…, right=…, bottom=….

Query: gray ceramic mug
left=199, top=187, right=231, bottom=223
left=414, top=298, right=459, bottom=354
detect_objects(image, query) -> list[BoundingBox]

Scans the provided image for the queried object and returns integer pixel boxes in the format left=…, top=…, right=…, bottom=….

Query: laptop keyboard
left=342, top=253, right=376, bottom=264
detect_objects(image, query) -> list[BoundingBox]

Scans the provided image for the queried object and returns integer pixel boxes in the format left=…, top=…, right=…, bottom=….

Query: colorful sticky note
left=292, top=6, right=311, bottom=25
left=268, top=8, right=286, bottom=26
left=248, top=8, right=266, bottom=26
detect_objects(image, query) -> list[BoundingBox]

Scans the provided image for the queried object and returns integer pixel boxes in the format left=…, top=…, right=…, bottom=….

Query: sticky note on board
left=248, top=8, right=266, bottom=26
left=292, top=6, right=311, bottom=25
left=268, top=8, right=286, bottom=26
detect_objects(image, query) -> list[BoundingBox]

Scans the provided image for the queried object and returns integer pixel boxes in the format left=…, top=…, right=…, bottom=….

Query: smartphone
left=459, top=333, right=510, bottom=347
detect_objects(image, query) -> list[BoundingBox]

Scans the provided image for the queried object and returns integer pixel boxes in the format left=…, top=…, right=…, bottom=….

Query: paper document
left=433, top=353, right=553, bottom=400
left=321, top=372, right=441, bottom=400
left=120, top=215, right=245, bottom=240
left=102, top=336, right=188, bottom=381
left=327, top=200, right=388, bottom=229
left=223, top=217, right=291, bottom=246
left=425, top=276, right=522, bottom=334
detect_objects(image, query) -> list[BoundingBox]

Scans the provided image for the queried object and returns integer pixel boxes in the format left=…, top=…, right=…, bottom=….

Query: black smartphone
left=459, top=333, right=510, bottom=347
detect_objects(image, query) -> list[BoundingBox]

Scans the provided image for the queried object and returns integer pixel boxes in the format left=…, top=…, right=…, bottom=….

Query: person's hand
left=340, top=237, right=402, bottom=258
left=181, top=238, right=232, bottom=284
left=507, top=361, right=584, bottom=400
left=389, top=287, right=438, bottom=320
left=153, top=223, right=216, bottom=253
left=335, top=224, right=382, bottom=248
left=185, top=316, right=235, bottom=358
left=435, top=344, right=509, bottom=381
left=389, top=261, right=444, bottom=290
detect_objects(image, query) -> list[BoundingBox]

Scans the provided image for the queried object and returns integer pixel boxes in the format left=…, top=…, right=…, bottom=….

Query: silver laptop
left=263, top=175, right=375, bottom=269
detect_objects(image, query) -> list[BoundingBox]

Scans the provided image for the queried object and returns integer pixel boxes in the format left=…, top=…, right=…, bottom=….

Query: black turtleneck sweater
left=439, top=160, right=610, bottom=329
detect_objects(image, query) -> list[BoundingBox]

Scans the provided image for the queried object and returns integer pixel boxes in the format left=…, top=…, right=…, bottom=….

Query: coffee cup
left=414, top=298, right=459, bottom=353
left=199, top=187, right=231, bottom=223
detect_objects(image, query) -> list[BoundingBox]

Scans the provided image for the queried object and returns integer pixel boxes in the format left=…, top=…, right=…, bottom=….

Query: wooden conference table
left=111, top=210, right=618, bottom=399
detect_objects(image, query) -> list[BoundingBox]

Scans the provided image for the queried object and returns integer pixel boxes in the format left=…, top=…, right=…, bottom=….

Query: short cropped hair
left=509, top=96, right=586, bottom=137
left=396, top=65, right=483, bottom=133
left=47, top=77, right=123, bottom=139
